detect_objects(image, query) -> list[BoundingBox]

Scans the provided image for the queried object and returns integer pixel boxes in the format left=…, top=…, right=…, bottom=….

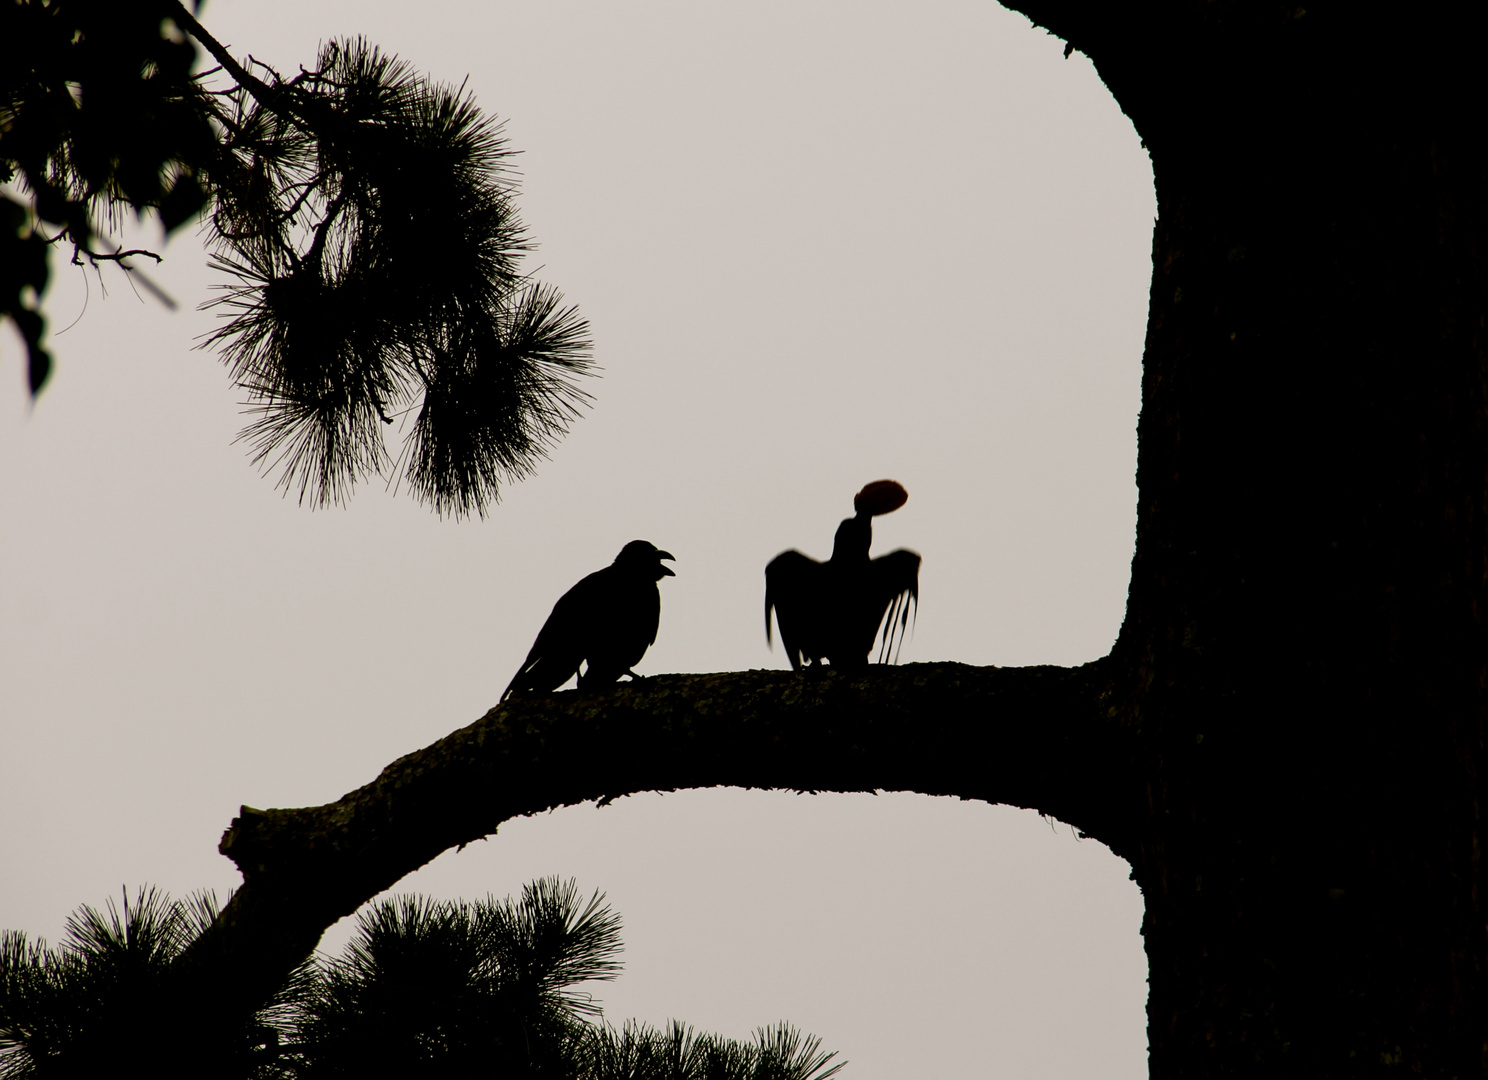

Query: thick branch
left=189, top=660, right=1129, bottom=1007
left=169, top=0, right=344, bottom=144
left=168, top=0, right=277, bottom=105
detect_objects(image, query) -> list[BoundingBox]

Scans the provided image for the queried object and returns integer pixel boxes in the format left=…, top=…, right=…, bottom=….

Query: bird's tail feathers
left=501, top=657, right=538, bottom=702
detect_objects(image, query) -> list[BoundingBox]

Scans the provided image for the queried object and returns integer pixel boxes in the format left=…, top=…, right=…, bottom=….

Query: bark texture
left=189, top=4, right=1488, bottom=1077
left=197, top=663, right=1122, bottom=1010
left=1008, top=2, right=1488, bottom=1076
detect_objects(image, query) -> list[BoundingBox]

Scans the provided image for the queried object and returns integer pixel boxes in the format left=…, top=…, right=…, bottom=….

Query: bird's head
left=616, top=539, right=676, bottom=579
left=833, top=480, right=906, bottom=561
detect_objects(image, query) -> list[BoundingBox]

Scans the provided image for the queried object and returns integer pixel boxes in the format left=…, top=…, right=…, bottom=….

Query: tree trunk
left=188, top=4, right=1488, bottom=1077
left=1020, top=2, right=1488, bottom=1075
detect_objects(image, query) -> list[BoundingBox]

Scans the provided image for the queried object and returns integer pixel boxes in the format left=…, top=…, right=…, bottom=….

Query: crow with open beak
left=765, top=480, right=920, bottom=671
left=503, top=540, right=676, bottom=698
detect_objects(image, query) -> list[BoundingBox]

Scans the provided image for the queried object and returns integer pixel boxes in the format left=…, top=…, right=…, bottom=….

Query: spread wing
left=502, top=568, right=610, bottom=699
left=765, top=549, right=827, bottom=671
left=868, top=549, right=920, bottom=664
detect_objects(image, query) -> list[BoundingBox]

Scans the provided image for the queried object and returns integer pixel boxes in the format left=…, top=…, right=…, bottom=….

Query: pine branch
left=178, top=660, right=1132, bottom=1013
left=167, top=1, right=282, bottom=116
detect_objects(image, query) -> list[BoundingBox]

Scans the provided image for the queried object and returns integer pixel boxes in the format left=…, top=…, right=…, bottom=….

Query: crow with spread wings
left=765, top=480, right=920, bottom=670
left=503, top=540, right=675, bottom=699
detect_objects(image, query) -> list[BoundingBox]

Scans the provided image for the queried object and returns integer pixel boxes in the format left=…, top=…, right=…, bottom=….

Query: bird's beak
left=658, top=551, right=676, bottom=576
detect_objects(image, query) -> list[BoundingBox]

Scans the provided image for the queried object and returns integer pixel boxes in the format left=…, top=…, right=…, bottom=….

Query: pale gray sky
left=1, top=2, right=1155, bottom=1076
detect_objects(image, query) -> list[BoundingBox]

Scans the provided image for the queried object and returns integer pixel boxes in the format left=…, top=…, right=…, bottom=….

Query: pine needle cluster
left=0, top=887, right=304, bottom=1079
left=288, top=879, right=621, bottom=1076
left=2, top=4, right=593, bottom=516
left=575, top=1020, right=847, bottom=1080
left=0, top=0, right=219, bottom=394
left=0, top=879, right=846, bottom=1080
left=204, top=39, right=593, bottom=516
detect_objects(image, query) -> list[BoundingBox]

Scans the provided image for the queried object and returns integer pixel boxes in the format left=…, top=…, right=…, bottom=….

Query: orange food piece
left=853, top=480, right=908, bottom=516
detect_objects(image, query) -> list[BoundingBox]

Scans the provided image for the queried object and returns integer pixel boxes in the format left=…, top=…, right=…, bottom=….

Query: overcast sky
left=1, top=2, right=1155, bottom=1076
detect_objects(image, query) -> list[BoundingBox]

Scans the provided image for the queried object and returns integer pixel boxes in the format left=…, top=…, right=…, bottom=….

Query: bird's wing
left=580, top=576, right=661, bottom=687
left=868, top=549, right=921, bottom=664
left=502, top=569, right=610, bottom=699
left=642, top=578, right=662, bottom=648
left=765, top=550, right=825, bottom=669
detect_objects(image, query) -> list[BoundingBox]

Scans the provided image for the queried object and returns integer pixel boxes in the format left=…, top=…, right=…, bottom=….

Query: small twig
left=281, top=173, right=326, bottom=222
left=168, top=1, right=276, bottom=105
left=245, top=55, right=291, bottom=89
left=74, top=246, right=165, bottom=266
left=66, top=241, right=178, bottom=308
left=300, top=187, right=350, bottom=269
left=170, top=2, right=343, bottom=149
left=201, top=95, right=245, bottom=136
left=287, top=64, right=330, bottom=89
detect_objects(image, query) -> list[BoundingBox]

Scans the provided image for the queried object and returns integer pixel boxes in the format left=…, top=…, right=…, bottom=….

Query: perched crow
left=765, top=481, right=920, bottom=670
left=503, top=540, right=676, bottom=699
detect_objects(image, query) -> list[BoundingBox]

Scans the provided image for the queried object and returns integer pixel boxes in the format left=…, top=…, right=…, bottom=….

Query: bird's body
left=503, top=540, right=675, bottom=699
left=765, top=482, right=920, bottom=670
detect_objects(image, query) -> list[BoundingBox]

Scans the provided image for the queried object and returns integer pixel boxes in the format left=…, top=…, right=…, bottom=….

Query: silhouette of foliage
left=286, top=878, right=621, bottom=1077
left=2, top=879, right=843, bottom=1079
left=0, top=0, right=217, bottom=396
left=287, top=879, right=843, bottom=1080
left=1, top=2, right=591, bottom=516
left=0, top=887, right=303, bottom=1079
left=574, top=1020, right=846, bottom=1080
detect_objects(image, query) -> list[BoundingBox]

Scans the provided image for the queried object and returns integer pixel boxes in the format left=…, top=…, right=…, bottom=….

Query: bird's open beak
left=658, top=551, right=676, bottom=576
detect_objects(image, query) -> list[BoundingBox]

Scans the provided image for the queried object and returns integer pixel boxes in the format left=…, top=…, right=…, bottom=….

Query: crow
left=765, top=480, right=920, bottom=670
left=503, top=540, right=676, bottom=699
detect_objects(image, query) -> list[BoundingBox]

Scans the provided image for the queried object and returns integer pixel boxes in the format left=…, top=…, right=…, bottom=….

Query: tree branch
left=167, top=0, right=278, bottom=107
left=187, top=660, right=1131, bottom=1007
left=169, top=0, right=343, bottom=144
left=68, top=244, right=163, bottom=266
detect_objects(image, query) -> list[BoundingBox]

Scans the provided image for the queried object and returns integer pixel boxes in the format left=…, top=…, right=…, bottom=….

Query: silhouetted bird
left=765, top=481, right=920, bottom=670
left=503, top=540, right=676, bottom=699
